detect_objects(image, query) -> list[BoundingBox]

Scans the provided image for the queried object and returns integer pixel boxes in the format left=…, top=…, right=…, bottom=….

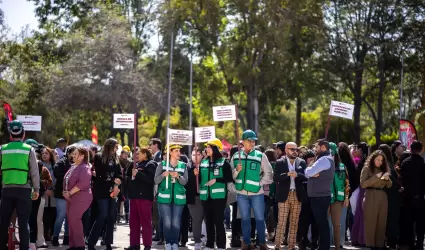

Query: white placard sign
left=213, top=105, right=237, bottom=121
left=168, top=129, right=193, bottom=145
left=194, top=126, right=216, bottom=143
left=16, top=115, right=42, bottom=131
left=113, top=114, right=135, bottom=129
left=329, top=101, right=354, bottom=120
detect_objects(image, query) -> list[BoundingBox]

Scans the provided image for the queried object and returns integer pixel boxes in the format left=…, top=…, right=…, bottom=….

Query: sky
left=1, top=0, right=38, bottom=35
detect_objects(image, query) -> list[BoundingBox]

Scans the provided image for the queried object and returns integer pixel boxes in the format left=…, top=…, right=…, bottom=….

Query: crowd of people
left=0, top=119, right=425, bottom=250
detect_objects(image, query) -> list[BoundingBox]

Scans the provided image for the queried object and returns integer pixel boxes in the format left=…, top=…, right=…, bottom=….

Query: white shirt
left=287, top=158, right=296, bottom=190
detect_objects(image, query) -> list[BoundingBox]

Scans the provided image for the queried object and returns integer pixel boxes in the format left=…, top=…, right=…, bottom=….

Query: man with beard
left=273, top=142, right=307, bottom=250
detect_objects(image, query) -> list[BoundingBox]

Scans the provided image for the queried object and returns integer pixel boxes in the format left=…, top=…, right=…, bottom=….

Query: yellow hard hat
left=205, top=138, right=223, bottom=151
left=163, top=144, right=182, bottom=153
left=122, top=145, right=131, bottom=152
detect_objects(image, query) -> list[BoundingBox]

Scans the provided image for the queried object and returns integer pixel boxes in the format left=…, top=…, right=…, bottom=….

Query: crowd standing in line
left=1, top=120, right=425, bottom=250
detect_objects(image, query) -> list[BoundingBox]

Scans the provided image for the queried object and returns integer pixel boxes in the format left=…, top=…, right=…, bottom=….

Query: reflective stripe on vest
left=199, top=158, right=226, bottom=200
left=1, top=142, right=31, bottom=185
left=232, top=150, right=262, bottom=193
left=157, top=160, right=187, bottom=205
left=331, top=163, right=346, bottom=204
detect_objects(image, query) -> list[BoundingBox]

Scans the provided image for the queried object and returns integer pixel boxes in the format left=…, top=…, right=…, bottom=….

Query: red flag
left=3, top=102, right=13, bottom=123
left=92, top=125, right=98, bottom=144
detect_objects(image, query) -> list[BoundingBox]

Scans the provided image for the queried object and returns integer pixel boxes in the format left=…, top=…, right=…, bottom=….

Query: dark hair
left=338, top=142, right=354, bottom=167
left=316, top=139, right=329, bottom=150
left=301, top=150, right=315, bottom=161
left=75, top=147, right=89, bottom=164
left=410, top=140, right=423, bottom=153
left=101, top=138, right=118, bottom=164
left=230, top=145, right=239, bottom=158
left=90, top=146, right=98, bottom=154
left=255, top=145, right=265, bottom=153
left=365, top=150, right=389, bottom=174
left=378, top=144, right=393, bottom=166
left=150, top=138, right=162, bottom=150
left=139, top=147, right=153, bottom=160
left=41, top=146, right=56, bottom=167
left=391, top=140, right=403, bottom=161
left=65, top=146, right=77, bottom=157
left=208, top=145, right=223, bottom=161
left=221, top=150, right=229, bottom=158
left=334, top=152, right=341, bottom=168
left=11, top=131, right=24, bottom=139
left=264, top=149, right=277, bottom=163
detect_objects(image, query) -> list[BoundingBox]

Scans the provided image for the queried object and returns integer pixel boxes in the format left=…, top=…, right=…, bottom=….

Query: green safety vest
left=199, top=158, right=226, bottom=200
left=331, top=163, right=346, bottom=204
left=1, top=142, right=31, bottom=185
left=157, top=161, right=187, bottom=205
left=232, top=150, right=263, bottom=193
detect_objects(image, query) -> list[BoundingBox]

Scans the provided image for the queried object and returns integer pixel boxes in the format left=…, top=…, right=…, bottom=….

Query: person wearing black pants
left=196, top=139, right=233, bottom=250
left=297, top=197, right=318, bottom=250
left=231, top=202, right=242, bottom=247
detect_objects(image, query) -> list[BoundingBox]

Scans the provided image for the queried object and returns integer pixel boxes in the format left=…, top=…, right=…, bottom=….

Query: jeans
left=310, top=196, right=331, bottom=250
left=0, top=188, right=32, bottom=250
left=329, top=205, right=348, bottom=247
left=53, top=198, right=69, bottom=237
left=159, top=203, right=184, bottom=245
left=237, top=193, right=266, bottom=245
left=88, top=198, right=117, bottom=246
left=224, top=205, right=231, bottom=227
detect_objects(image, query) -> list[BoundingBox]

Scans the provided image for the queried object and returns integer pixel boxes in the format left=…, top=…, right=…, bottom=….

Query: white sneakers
left=194, top=243, right=202, bottom=250
left=165, top=243, right=172, bottom=250
left=171, top=244, right=179, bottom=250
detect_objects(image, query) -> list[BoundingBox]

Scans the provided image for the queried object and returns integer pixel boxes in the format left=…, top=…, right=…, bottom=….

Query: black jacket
left=400, top=154, right=425, bottom=198
left=126, top=160, right=156, bottom=201
left=274, top=157, right=308, bottom=203
left=53, top=156, right=72, bottom=199
left=186, top=164, right=199, bottom=205
left=92, top=153, right=123, bottom=199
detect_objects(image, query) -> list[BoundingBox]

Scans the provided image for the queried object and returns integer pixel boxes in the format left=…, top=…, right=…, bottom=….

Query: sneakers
left=171, top=244, right=179, bottom=250
left=165, top=243, right=172, bottom=250
left=29, top=243, right=36, bottom=250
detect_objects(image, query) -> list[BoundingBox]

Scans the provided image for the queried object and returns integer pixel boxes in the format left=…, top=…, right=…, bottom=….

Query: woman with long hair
left=351, top=142, right=369, bottom=247
left=40, top=147, right=56, bottom=244
left=360, top=150, right=392, bottom=250
left=87, top=138, right=122, bottom=250
left=63, top=147, right=93, bottom=250
left=194, top=139, right=233, bottom=250
left=154, top=144, right=188, bottom=250
left=124, top=147, right=156, bottom=250
left=378, top=144, right=401, bottom=249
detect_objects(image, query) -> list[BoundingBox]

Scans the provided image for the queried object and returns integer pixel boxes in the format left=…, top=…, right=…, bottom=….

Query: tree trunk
left=375, top=53, right=385, bottom=146
left=296, top=96, right=302, bottom=145
left=246, top=82, right=255, bottom=131
left=253, top=80, right=259, bottom=135
left=154, top=110, right=166, bottom=139
left=353, top=70, right=362, bottom=144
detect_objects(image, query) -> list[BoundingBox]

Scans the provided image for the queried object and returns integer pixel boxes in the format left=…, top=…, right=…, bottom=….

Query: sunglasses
left=288, top=148, right=299, bottom=152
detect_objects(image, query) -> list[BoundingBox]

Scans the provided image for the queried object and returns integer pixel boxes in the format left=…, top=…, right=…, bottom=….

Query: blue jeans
left=224, top=205, right=231, bottom=226
left=158, top=203, right=184, bottom=245
left=53, top=198, right=69, bottom=237
left=87, top=198, right=117, bottom=246
left=310, top=196, right=331, bottom=250
left=237, top=193, right=266, bottom=245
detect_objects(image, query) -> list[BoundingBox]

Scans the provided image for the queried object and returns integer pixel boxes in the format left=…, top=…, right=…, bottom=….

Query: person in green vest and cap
left=154, top=144, right=188, bottom=250
left=328, top=142, right=350, bottom=250
left=230, top=129, right=273, bottom=250
left=0, top=120, right=40, bottom=250
left=193, top=138, right=233, bottom=250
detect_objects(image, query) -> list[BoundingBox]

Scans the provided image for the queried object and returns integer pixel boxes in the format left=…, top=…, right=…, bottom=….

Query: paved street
left=39, top=223, right=368, bottom=250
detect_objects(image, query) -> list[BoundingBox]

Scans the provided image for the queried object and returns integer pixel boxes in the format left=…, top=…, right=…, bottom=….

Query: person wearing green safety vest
left=0, top=120, right=40, bottom=250
left=154, top=144, right=188, bottom=250
left=328, top=142, right=350, bottom=250
left=193, top=138, right=233, bottom=250
left=230, top=130, right=273, bottom=250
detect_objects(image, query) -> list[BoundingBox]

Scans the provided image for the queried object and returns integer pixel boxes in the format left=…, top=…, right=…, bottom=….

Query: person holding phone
left=360, top=150, right=392, bottom=249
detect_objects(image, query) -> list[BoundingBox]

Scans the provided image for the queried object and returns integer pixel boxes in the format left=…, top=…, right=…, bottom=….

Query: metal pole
left=188, top=51, right=193, bottom=154
left=165, top=31, right=174, bottom=189
left=400, top=53, right=404, bottom=120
